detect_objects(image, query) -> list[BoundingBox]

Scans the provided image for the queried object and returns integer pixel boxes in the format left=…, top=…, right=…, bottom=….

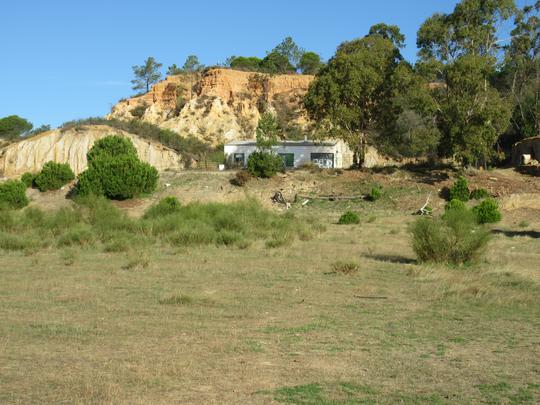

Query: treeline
left=130, top=37, right=322, bottom=95
left=305, top=0, right=539, bottom=167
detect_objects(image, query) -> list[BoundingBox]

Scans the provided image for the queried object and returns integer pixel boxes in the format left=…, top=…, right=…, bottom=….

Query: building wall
left=224, top=142, right=354, bottom=169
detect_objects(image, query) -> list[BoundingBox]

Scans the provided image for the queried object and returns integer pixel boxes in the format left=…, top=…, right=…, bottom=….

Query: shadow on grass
left=492, top=229, right=540, bottom=239
left=365, top=254, right=417, bottom=264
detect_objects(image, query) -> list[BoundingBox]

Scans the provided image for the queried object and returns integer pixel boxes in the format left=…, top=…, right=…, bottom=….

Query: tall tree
left=259, top=52, right=295, bottom=74
left=298, top=52, right=323, bottom=75
left=182, top=55, right=204, bottom=72
left=500, top=1, right=540, bottom=140
left=416, top=0, right=516, bottom=166
left=272, top=37, right=305, bottom=69
left=167, top=64, right=183, bottom=76
left=255, top=113, right=281, bottom=151
left=131, top=57, right=162, bottom=93
left=368, top=23, right=406, bottom=49
left=0, top=115, right=33, bottom=140
left=304, top=28, right=407, bottom=164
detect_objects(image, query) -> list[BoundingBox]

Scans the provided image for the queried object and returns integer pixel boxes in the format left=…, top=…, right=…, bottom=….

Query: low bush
left=338, top=211, right=360, bottom=225
left=331, top=261, right=360, bottom=274
left=448, top=176, right=470, bottom=202
left=77, top=136, right=158, bottom=200
left=473, top=198, right=502, bottom=224
left=143, top=196, right=182, bottom=219
left=0, top=180, right=29, bottom=209
left=470, top=188, right=490, bottom=200
left=367, top=186, right=382, bottom=202
left=409, top=209, right=490, bottom=265
left=231, top=170, right=251, bottom=186
left=21, top=172, right=36, bottom=188
left=34, top=161, right=75, bottom=192
left=444, top=198, right=466, bottom=213
left=247, top=151, right=283, bottom=178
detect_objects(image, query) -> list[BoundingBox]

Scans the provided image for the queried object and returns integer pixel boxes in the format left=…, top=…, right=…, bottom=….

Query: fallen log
left=296, top=194, right=365, bottom=201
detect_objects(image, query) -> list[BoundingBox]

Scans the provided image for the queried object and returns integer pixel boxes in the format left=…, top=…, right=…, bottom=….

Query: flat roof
left=225, top=139, right=338, bottom=147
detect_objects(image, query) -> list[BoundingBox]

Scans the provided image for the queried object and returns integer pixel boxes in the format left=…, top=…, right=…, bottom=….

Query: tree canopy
left=0, top=115, right=33, bottom=140
left=131, top=57, right=162, bottom=93
left=304, top=26, right=421, bottom=164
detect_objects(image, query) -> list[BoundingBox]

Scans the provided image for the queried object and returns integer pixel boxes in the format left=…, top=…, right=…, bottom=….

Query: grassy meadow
left=0, top=174, right=539, bottom=404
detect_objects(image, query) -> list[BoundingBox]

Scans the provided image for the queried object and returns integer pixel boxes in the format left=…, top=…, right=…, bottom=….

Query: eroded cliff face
left=0, top=125, right=184, bottom=177
left=108, top=68, right=314, bottom=145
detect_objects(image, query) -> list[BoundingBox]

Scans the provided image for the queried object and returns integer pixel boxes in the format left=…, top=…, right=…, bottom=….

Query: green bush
left=143, top=196, right=182, bottom=219
left=87, top=136, right=138, bottom=164
left=470, top=188, right=490, bottom=200
left=34, top=161, right=75, bottom=192
left=0, top=180, right=29, bottom=209
left=410, top=209, right=490, bottom=265
left=338, top=211, right=360, bottom=225
left=449, top=176, right=470, bottom=202
left=247, top=151, right=283, bottom=178
left=473, top=198, right=502, bottom=224
left=21, top=172, right=36, bottom=188
left=368, top=186, right=382, bottom=201
left=444, top=198, right=466, bottom=212
left=77, top=136, right=158, bottom=200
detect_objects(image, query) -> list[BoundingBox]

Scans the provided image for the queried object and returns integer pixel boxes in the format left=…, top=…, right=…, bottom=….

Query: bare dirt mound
left=0, top=125, right=184, bottom=177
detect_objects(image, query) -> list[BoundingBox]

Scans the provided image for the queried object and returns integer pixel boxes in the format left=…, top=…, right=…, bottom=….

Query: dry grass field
left=1, top=168, right=539, bottom=404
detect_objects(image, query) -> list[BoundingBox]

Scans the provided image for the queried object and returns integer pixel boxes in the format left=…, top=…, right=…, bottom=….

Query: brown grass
left=0, top=171, right=539, bottom=404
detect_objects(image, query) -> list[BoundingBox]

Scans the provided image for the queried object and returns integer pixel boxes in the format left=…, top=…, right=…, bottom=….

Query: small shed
left=224, top=139, right=354, bottom=169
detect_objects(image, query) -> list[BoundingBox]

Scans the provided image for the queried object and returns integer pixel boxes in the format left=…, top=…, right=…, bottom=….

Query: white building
left=224, top=139, right=354, bottom=169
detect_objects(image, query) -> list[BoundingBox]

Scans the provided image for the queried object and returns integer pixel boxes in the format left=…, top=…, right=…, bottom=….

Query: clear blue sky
left=0, top=0, right=529, bottom=128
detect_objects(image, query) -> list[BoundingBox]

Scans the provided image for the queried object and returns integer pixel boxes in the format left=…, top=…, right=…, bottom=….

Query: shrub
left=338, top=211, right=360, bottom=225
left=247, top=151, right=283, bottom=178
left=449, top=176, right=470, bottom=202
left=143, top=196, right=182, bottom=219
left=473, top=198, right=502, bottom=224
left=444, top=198, right=466, bottom=212
left=87, top=135, right=138, bottom=164
left=21, top=172, right=36, bottom=188
left=367, top=186, right=382, bottom=201
left=77, top=136, right=158, bottom=200
left=0, top=180, right=29, bottom=209
left=34, top=161, right=75, bottom=192
left=130, top=104, right=147, bottom=118
left=231, top=170, right=251, bottom=186
left=331, top=261, right=360, bottom=274
left=470, top=188, right=490, bottom=200
left=409, top=209, right=490, bottom=265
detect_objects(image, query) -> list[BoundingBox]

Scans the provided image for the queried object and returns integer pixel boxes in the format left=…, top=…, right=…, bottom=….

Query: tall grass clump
left=143, top=196, right=181, bottom=219
left=0, top=197, right=320, bottom=253
left=410, top=208, right=490, bottom=265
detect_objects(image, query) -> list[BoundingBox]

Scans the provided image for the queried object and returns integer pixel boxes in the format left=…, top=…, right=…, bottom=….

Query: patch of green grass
left=261, top=382, right=379, bottom=404
left=158, top=294, right=194, bottom=305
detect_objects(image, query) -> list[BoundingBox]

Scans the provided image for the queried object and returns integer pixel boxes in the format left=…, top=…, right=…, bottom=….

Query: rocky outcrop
left=0, top=125, right=184, bottom=177
left=108, top=68, right=314, bottom=145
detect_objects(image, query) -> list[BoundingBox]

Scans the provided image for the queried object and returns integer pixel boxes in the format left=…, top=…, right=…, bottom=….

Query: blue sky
left=0, top=0, right=529, bottom=128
